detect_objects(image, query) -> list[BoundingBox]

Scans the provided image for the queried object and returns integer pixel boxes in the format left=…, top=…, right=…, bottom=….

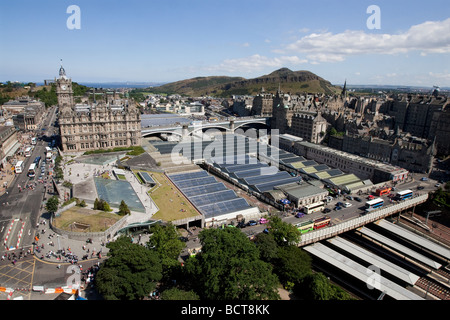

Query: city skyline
left=0, top=0, right=449, bottom=87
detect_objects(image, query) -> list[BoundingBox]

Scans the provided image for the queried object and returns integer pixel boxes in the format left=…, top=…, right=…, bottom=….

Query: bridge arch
left=189, top=125, right=231, bottom=136
left=142, top=130, right=183, bottom=138
left=233, top=120, right=270, bottom=131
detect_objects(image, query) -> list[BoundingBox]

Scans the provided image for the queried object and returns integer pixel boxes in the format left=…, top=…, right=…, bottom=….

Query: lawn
left=52, top=206, right=122, bottom=232
left=145, top=171, right=200, bottom=222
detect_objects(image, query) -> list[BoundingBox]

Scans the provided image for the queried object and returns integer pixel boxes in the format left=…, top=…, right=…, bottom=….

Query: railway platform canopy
left=304, top=242, right=425, bottom=300
left=358, top=227, right=442, bottom=269
left=375, top=219, right=450, bottom=261
left=327, top=236, right=420, bottom=285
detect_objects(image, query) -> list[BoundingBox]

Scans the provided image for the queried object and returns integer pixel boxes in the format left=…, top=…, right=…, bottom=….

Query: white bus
left=24, top=147, right=32, bottom=157
left=365, top=198, right=384, bottom=213
left=15, top=161, right=24, bottom=174
left=396, top=189, right=413, bottom=201
left=303, top=201, right=325, bottom=214
left=27, top=163, right=36, bottom=177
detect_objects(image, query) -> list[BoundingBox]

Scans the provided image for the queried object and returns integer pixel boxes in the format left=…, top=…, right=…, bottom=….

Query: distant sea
left=36, top=82, right=166, bottom=89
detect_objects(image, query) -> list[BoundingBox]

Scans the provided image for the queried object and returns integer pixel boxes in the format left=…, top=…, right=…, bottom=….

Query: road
left=0, top=105, right=58, bottom=254
left=242, top=173, right=442, bottom=237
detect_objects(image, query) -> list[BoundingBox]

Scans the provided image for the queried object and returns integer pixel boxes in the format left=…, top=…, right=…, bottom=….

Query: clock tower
left=56, top=62, right=74, bottom=110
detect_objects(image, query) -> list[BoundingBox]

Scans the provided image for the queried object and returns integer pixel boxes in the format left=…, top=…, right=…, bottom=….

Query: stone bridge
left=298, top=193, right=429, bottom=247
left=141, top=117, right=271, bottom=138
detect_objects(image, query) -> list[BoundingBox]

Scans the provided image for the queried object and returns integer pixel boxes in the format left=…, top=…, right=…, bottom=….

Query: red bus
left=375, top=187, right=391, bottom=196
left=313, top=216, right=331, bottom=230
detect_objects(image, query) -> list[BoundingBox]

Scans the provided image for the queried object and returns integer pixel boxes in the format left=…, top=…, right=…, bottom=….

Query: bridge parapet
left=298, top=193, right=429, bottom=247
left=141, top=117, right=270, bottom=136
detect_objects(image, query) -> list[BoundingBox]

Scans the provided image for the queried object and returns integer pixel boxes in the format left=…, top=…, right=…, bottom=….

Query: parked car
left=354, top=197, right=362, bottom=202
left=259, top=218, right=268, bottom=224
left=295, top=212, right=305, bottom=218
left=336, top=202, right=344, bottom=207
left=367, top=195, right=375, bottom=200
left=421, top=177, right=428, bottom=181
left=247, top=220, right=257, bottom=226
left=343, top=202, right=352, bottom=208
left=417, top=186, right=425, bottom=190
left=237, top=221, right=246, bottom=228
left=322, top=208, right=331, bottom=213
left=346, top=195, right=353, bottom=201
left=334, top=206, right=342, bottom=211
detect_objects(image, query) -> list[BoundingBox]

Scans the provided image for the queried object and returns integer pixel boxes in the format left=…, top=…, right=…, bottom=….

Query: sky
left=1, top=0, right=449, bottom=87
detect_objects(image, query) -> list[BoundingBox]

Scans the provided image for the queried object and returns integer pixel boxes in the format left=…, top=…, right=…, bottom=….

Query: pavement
left=61, top=155, right=159, bottom=224
left=30, top=153, right=160, bottom=263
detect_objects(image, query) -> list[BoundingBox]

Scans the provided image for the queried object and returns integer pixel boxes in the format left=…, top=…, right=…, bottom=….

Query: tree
left=254, top=232, right=278, bottom=263
left=294, top=272, right=354, bottom=300
left=160, top=287, right=200, bottom=300
left=93, top=198, right=112, bottom=212
left=184, top=227, right=280, bottom=300
left=45, top=196, right=59, bottom=214
left=118, top=200, right=131, bottom=216
left=95, top=236, right=162, bottom=300
left=268, top=216, right=301, bottom=246
left=94, top=198, right=100, bottom=210
left=102, top=200, right=112, bottom=212
left=148, top=223, right=185, bottom=278
left=274, top=245, right=312, bottom=285
left=79, top=200, right=87, bottom=207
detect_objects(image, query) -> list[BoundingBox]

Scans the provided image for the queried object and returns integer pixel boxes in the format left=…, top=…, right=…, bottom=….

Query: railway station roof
left=359, top=227, right=442, bottom=269
left=304, top=242, right=425, bottom=300
left=327, top=237, right=420, bottom=285
left=375, top=219, right=450, bottom=260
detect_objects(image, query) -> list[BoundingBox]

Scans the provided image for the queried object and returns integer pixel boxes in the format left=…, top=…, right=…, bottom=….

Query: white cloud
left=284, top=18, right=450, bottom=63
left=208, top=54, right=308, bottom=74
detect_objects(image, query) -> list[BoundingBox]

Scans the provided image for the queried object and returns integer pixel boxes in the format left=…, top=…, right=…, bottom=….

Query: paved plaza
left=61, top=153, right=159, bottom=224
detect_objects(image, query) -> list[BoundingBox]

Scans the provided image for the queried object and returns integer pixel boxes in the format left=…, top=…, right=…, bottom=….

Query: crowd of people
left=1, top=248, right=32, bottom=265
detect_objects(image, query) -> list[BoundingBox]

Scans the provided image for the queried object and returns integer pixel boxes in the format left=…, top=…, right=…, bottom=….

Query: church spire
left=341, top=79, right=347, bottom=97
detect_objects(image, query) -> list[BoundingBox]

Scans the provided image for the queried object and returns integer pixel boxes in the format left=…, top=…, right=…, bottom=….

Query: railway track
left=415, top=277, right=450, bottom=300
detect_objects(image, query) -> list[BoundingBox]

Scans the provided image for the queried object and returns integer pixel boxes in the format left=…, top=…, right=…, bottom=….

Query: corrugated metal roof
left=359, top=227, right=442, bottom=269
left=328, top=237, right=420, bottom=285
left=304, top=242, right=424, bottom=300
left=376, top=219, right=450, bottom=260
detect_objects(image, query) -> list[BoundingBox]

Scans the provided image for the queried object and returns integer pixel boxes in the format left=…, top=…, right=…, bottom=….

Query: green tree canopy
left=160, top=287, right=200, bottom=300
left=118, top=200, right=131, bottom=216
left=95, top=236, right=162, bottom=300
left=148, top=223, right=185, bottom=278
left=268, top=216, right=301, bottom=246
left=294, top=272, right=354, bottom=300
left=254, top=232, right=279, bottom=263
left=274, top=245, right=312, bottom=285
left=184, top=227, right=280, bottom=300
left=45, top=196, right=59, bottom=213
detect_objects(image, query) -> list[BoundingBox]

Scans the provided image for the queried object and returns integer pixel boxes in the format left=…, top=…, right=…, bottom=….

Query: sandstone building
left=56, top=65, right=141, bottom=152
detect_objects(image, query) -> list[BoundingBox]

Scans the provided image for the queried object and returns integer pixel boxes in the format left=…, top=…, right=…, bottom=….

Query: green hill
left=146, top=76, right=245, bottom=96
left=146, top=68, right=341, bottom=97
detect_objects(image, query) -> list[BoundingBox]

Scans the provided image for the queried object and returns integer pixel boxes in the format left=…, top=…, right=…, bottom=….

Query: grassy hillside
left=147, top=76, right=245, bottom=96
left=145, top=68, right=341, bottom=97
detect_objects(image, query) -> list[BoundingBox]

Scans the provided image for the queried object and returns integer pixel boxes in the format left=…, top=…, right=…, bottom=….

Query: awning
left=3, top=141, right=21, bottom=159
